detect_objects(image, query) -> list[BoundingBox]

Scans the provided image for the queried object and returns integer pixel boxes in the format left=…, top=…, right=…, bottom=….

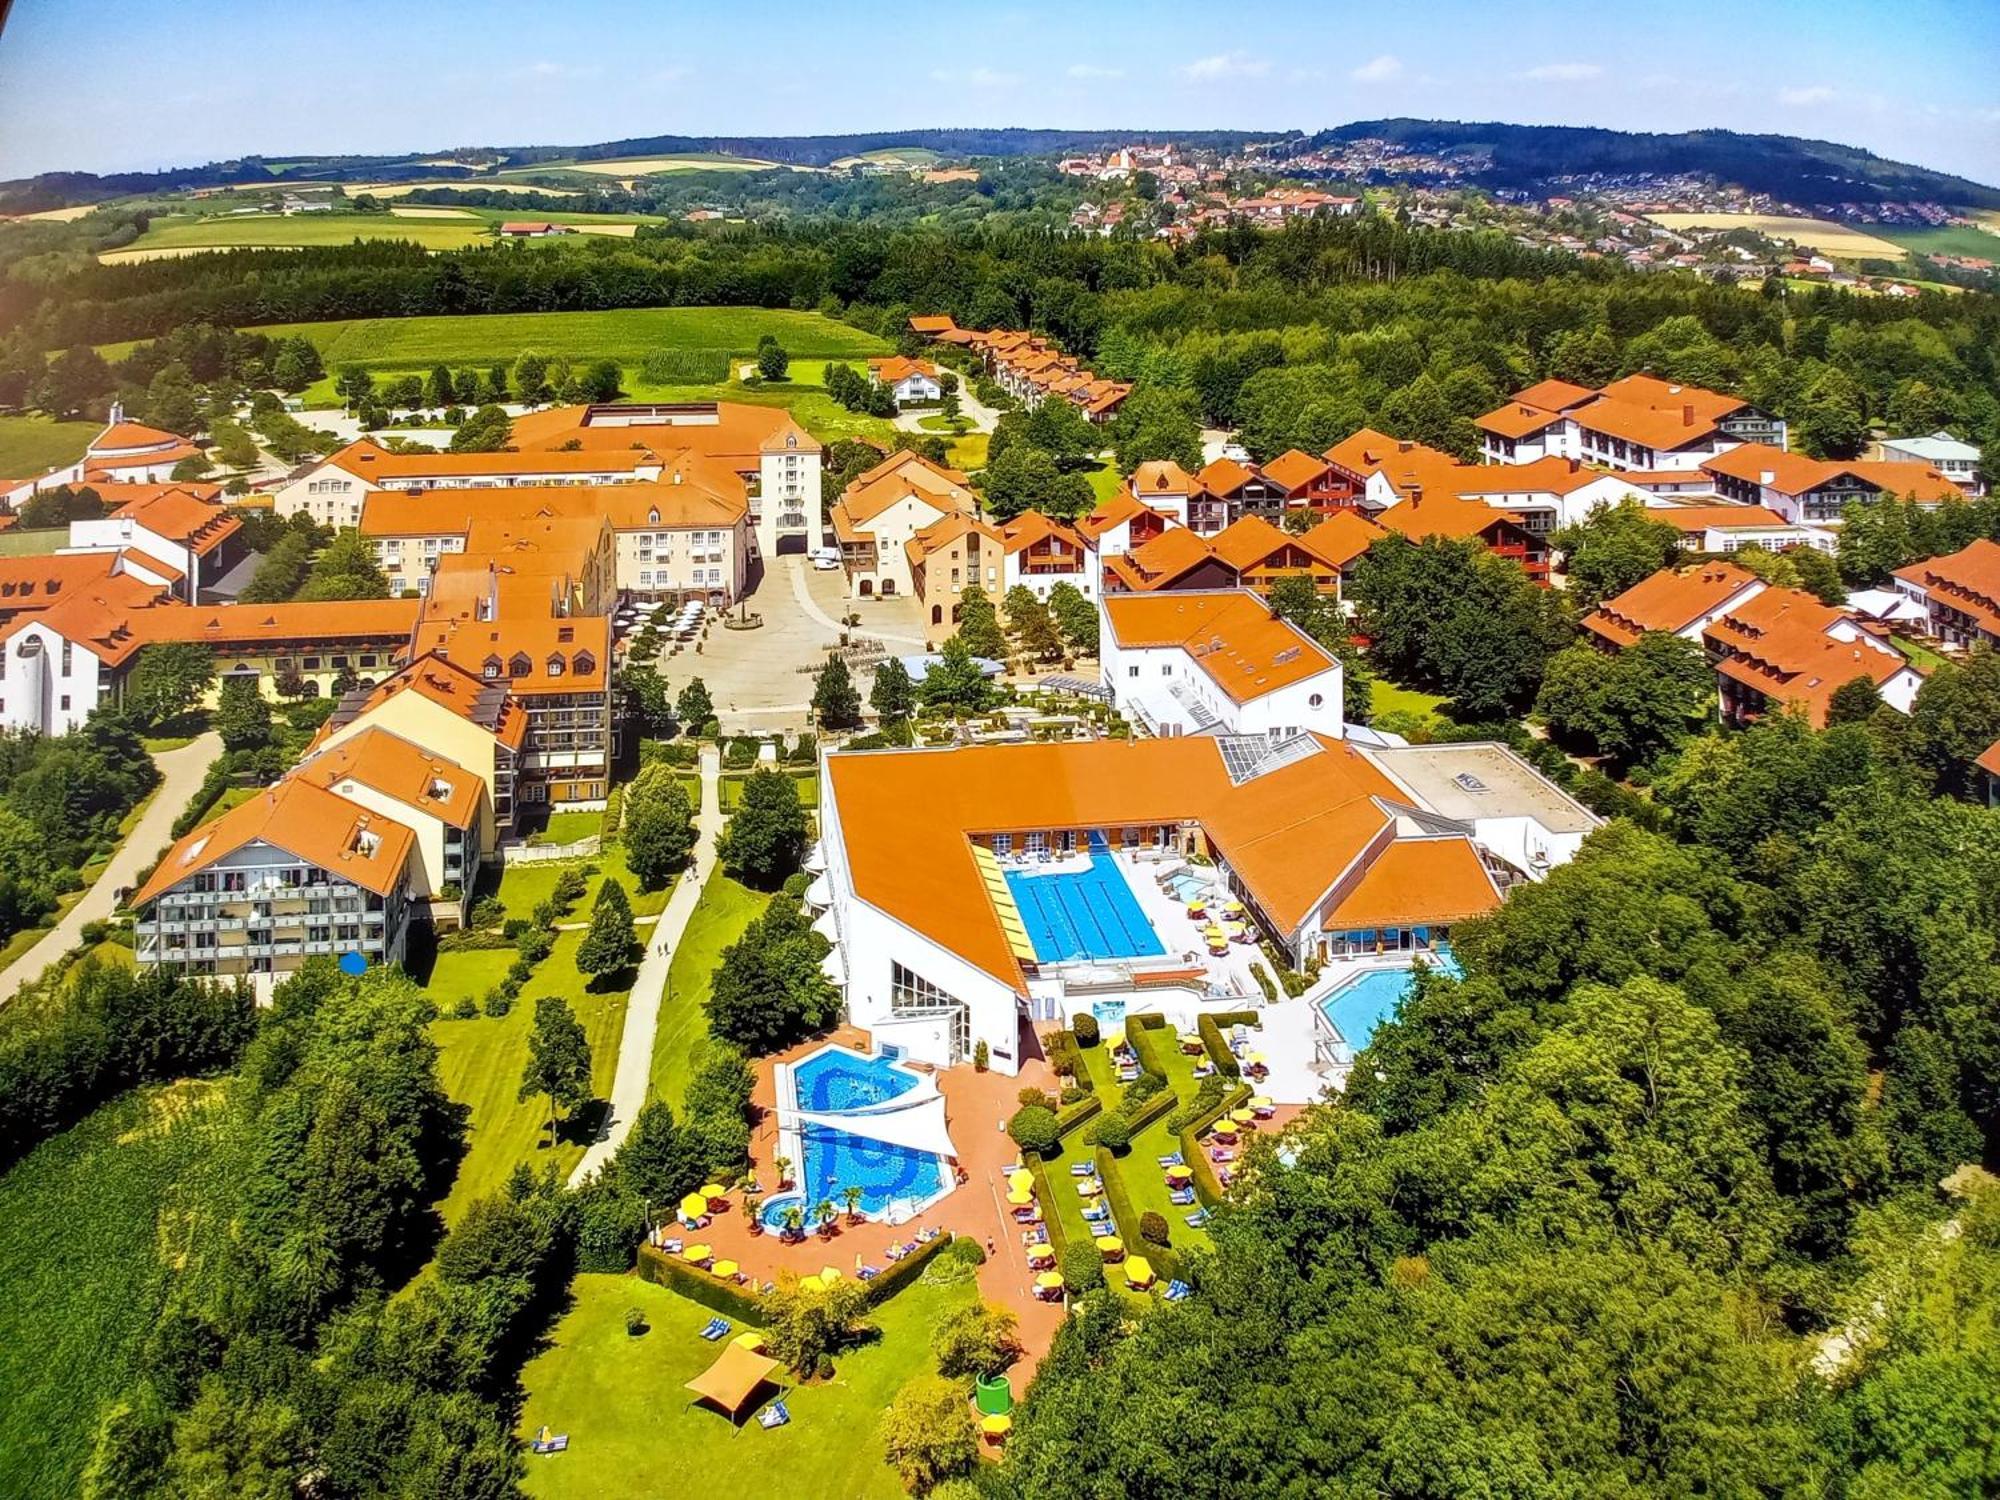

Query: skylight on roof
left=1216, top=732, right=1321, bottom=786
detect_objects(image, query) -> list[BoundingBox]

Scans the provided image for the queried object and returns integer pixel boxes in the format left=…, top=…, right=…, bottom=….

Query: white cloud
left=1350, top=54, right=1403, bottom=84
left=1181, top=51, right=1271, bottom=81
left=932, top=65, right=1021, bottom=88
left=1780, top=84, right=1836, bottom=106
left=1067, top=63, right=1126, bottom=80
left=520, top=60, right=601, bottom=81
left=1520, top=61, right=1603, bottom=82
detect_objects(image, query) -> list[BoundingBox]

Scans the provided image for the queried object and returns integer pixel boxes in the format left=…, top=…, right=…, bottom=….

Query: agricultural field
left=257, top=307, right=888, bottom=380
left=518, top=1266, right=978, bottom=1500
left=1872, top=222, right=2000, bottom=262
left=831, top=146, right=943, bottom=168
left=351, top=180, right=583, bottom=200
left=546, top=152, right=807, bottom=176
left=0, top=1080, right=240, bottom=1500
left=1644, top=212, right=1904, bottom=259
left=97, top=210, right=491, bottom=262
left=0, top=414, right=97, bottom=479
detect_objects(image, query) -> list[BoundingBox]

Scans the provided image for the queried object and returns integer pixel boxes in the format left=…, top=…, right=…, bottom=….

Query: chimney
left=1408, top=485, right=1423, bottom=509
left=1759, top=470, right=1775, bottom=486
left=1682, top=404, right=1695, bottom=426
left=109, top=401, right=124, bottom=425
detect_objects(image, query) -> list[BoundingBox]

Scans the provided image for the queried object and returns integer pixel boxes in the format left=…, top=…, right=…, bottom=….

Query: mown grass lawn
left=1072, top=1033, right=1211, bottom=1263
left=717, top=772, right=819, bottom=812
left=647, top=872, right=768, bottom=1109
left=0, top=1081, right=239, bottom=1500
left=253, top=308, right=888, bottom=373
left=0, top=415, right=97, bottom=480
left=427, top=930, right=630, bottom=1220
left=1893, top=634, right=1952, bottom=673
left=528, top=810, right=602, bottom=846
left=1082, top=462, right=1124, bottom=506
left=1370, top=678, right=1450, bottom=730
left=518, top=1267, right=978, bottom=1500
left=493, top=844, right=672, bottom=920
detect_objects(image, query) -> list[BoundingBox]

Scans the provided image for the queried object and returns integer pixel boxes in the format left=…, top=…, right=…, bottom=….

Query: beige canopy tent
left=684, top=1341, right=785, bottom=1426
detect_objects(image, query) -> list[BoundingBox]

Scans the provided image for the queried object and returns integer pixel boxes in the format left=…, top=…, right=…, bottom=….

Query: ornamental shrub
left=1072, top=1012, right=1100, bottom=1047
left=1007, top=1104, right=1059, bottom=1155
left=1092, top=1113, right=1132, bottom=1153
left=1139, top=1211, right=1170, bottom=1247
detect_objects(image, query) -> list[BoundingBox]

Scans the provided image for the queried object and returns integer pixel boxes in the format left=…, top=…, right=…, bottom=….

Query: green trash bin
left=974, top=1373, right=1012, bottom=1416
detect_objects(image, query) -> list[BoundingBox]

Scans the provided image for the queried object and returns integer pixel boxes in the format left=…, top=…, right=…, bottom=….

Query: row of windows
left=479, top=651, right=597, bottom=681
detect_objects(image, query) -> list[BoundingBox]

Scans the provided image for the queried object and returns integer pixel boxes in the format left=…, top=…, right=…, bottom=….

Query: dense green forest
left=7, top=216, right=1999, bottom=478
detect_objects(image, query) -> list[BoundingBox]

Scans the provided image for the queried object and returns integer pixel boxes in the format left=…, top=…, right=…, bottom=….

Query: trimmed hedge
left=1045, top=1028, right=1088, bottom=1087
left=1025, top=1152, right=1071, bottom=1265
left=861, top=1229, right=956, bottom=1307
left=1197, top=1009, right=1261, bottom=1079
left=1124, top=1012, right=1173, bottom=1085
left=636, top=1243, right=768, bottom=1322
left=1178, top=1083, right=1252, bottom=1209
left=1096, top=1143, right=1183, bottom=1285
left=1054, top=1091, right=1103, bottom=1137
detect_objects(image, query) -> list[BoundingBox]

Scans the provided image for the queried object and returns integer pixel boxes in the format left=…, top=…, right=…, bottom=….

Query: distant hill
left=6, top=119, right=1994, bottom=213
left=1300, top=119, right=2000, bottom=208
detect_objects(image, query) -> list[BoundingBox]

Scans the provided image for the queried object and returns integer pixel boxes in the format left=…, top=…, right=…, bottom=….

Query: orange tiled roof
left=1650, top=504, right=1797, bottom=532
left=505, top=403, right=819, bottom=460
left=0, top=569, right=169, bottom=665
left=1893, top=538, right=2000, bottom=638
left=1260, top=449, right=1333, bottom=493
left=1448, top=456, right=1617, bottom=499
left=1323, top=428, right=1455, bottom=479
left=91, top=420, right=189, bottom=452
left=826, top=736, right=1414, bottom=991
left=1377, top=493, right=1532, bottom=544
left=1075, top=490, right=1164, bottom=540
left=1196, top=457, right=1259, bottom=499
left=1321, top=837, right=1501, bottom=929
left=295, top=725, right=482, bottom=829
left=1104, top=525, right=1225, bottom=591
left=108, top=488, right=243, bottom=556
left=998, top=511, right=1089, bottom=558
left=325, top=439, right=658, bottom=482
left=360, top=475, right=746, bottom=536
left=0, top=552, right=126, bottom=613
left=1510, top=378, right=1596, bottom=412
left=1475, top=402, right=1566, bottom=440
left=1299, top=510, right=1389, bottom=569
left=1705, top=443, right=1961, bottom=503
left=1101, top=590, right=1336, bottom=704
left=1130, top=460, right=1197, bottom=497
left=1584, top=561, right=1761, bottom=648
left=322, top=652, right=528, bottom=752
left=126, top=598, right=420, bottom=650
left=1599, top=374, right=1745, bottom=423
left=868, top=355, right=940, bottom=385
left=408, top=614, right=609, bottom=696
left=132, top=777, right=415, bottom=907
left=909, top=315, right=958, bottom=335
left=1702, top=586, right=1914, bottom=727
left=1976, top=737, right=2000, bottom=781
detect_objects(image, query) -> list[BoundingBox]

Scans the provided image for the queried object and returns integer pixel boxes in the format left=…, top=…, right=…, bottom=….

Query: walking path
left=0, top=732, right=222, bottom=1005
left=570, top=744, right=725, bottom=1184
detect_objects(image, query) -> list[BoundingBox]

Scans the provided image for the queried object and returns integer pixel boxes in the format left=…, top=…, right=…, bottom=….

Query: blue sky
left=0, top=0, right=1994, bottom=184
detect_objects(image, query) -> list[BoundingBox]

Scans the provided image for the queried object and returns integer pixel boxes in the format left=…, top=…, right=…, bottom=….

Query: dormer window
left=573, top=651, right=595, bottom=675
left=509, top=652, right=532, bottom=677
left=546, top=655, right=566, bottom=677
left=482, top=655, right=502, bottom=679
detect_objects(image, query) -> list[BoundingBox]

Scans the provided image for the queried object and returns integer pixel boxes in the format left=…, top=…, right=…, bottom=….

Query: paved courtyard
left=691, top=555, right=928, bottom=733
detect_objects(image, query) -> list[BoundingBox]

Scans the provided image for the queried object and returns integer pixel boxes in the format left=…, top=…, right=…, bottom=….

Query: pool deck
left=673, top=1024, right=1066, bottom=1378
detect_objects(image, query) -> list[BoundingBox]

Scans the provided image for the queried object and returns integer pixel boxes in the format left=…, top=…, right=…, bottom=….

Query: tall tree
left=718, top=769, right=809, bottom=889
left=870, top=657, right=916, bottom=725
left=123, top=644, right=215, bottom=728
left=520, top=994, right=593, bottom=1139
left=576, top=878, right=639, bottom=986
left=811, top=654, right=862, bottom=730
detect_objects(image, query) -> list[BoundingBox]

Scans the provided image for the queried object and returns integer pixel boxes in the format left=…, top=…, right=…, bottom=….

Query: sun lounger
left=698, top=1317, right=730, bottom=1341
left=1157, top=1153, right=1185, bottom=1168
left=661, top=1237, right=684, bottom=1254
left=1069, top=1162, right=1093, bottom=1177
left=857, top=1265, right=881, bottom=1280
left=1185, top=1208, right=1211, bottom=1227
left=1163, top=1280, right=1192, bottom=1302
left=758, top=1401, right=791, bottom=1430
left=1169, top=1188, right=1196, bottom=1206
left=915, top=1227, right=939, bottom=1243
left=532, top=1432, right=570, bottom=1455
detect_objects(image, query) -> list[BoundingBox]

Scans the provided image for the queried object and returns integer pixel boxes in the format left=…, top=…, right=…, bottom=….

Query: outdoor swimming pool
left=1316, top=952, right=1463, bottom=1055
left=1004, top=851, right=1165, bottom=963
left=761, top=1044, right=953, bottom=1230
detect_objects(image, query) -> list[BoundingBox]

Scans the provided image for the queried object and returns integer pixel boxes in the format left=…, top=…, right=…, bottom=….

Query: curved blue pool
left=764, top=1045, right=950, bottom=1228
left=1316, top=952, right=1462, bottom=1053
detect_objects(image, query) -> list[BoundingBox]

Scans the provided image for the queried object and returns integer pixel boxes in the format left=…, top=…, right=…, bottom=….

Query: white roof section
left=1881, top=431, right=1979, bottom=463
left=1361, top=742, right=1601, bottom=835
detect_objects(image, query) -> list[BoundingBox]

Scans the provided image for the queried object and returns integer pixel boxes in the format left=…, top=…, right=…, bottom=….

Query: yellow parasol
left=1007, top=1169, right=1034, bottom=1194
left=698, top=1183, right=726, bottom=1201
left=1006, top=1186, right=1034, bottom=1206
left=1211, top=1121, right=1239, bottom=1138
left=679, top=1192, right=709, bottom=1220
left=1223, top=898, right=1245, bottom=914
left=1202, top=925, right=1226, bottom=942
left=682, top=1243, right=713, bottom=1263
left=1165, top=1164, right=1193, bottom=1182
left=1027, top=1244, right=1055, bottom=1265
left=1245, top=1051, right=1268, bottom=1066
left=732, top=1330, right=766, bottom=1352
left=1230, top=1108, right=1257, bottom=1125
left=1250, top=1095, right=1274, bottom=1110
left=1124, top=1255, right=1156, bottom=1288
left=1034, top=1270, right=1063, bottom=1290
left=798, top=1272, right=824, bottom=1293
left=1094, top=1235, right=1123, bottom=1256
left=712, top=1259, right=740, bottom=1278
left=982, top=1413, right=1014, bottom=1436
left=1223, top=920, right=1247, bottom=937
left=1184, top=894, right=1208, bottom=909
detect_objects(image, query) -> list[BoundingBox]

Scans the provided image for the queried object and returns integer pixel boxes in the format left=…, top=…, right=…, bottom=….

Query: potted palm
left=815, top=1199, right=838, bottom=1239
left=842, top=1184, right=864, bottom=1224
left=781, top=1204, right=806, bottom=1244
left=745, top=1191, right=764, bottom=1235
left=774, top=1155, right=794, bottom=1192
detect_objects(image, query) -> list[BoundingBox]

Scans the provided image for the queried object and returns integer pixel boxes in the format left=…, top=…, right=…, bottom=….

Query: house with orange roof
left=998, top=512, right=1095, bottom=602
left=274, top=439, right=666, bottom=529
left=1100, top=589, right=1346, bottom=739
left=1443, top=456, right=1647, bottom=536
left=1191, top=457, right=1284, bottom=531
left=830, top=450, right=978, bottom=599
left=2, top=406, right=202, bottom=508
left=1583, top=561, right=1768, bottom=651
left=1704, top=443, right=1964, bottom=526
left=1260, top=448, right=1356, bottom=510
left=1475, top=375, right=1785, bottom=471
left=66, top=483, right=246, bottom=600
left=0, top=551, right=170, bottom=627
left=1701, top=586, right=1922, bottom=727
left=359, top=474, right=751, bottom=605
left=907, top=314, right=959, bottom=338
left=1127, top=460, right=1199, bottom=529
left=1075, top=490, right=1170, bottom=558
left=294, top=726, right=489, bottom=921
left=1892, top=538, right=2000, bottom=648
left=132, top=776, right=419, bottom=985
left=811, top=733, right=1595, bottom=1077
left=1102, top=514, right=1368, bottom=601
left=313, top=653, right=527, bottom=839
left=1375, top=491, right=1552, bottom=583
left=907, top=512, right=1004, bottom=643
left=1648, top=502, right=1835, bottom=556
left=867, top=355, right=945, bottom=408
